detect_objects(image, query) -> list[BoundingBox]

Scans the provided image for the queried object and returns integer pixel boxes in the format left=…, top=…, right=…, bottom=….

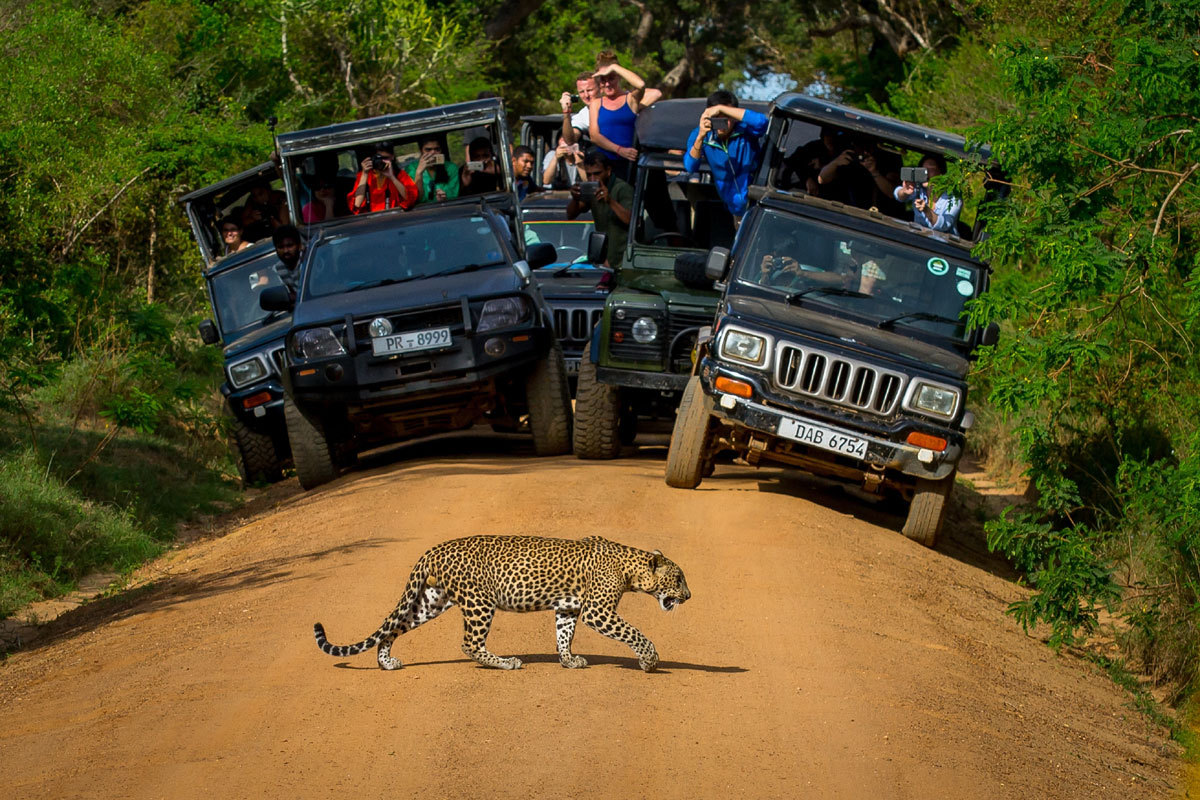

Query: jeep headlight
left=292, top=327, right=346, bottom=360
left=477, top=297, right=530, bottom=333
left=631, top=316, right=658, bottom=344
left=721, top=329, right=767, bottom=366
left=228, top=355, right=268, bottom=388
left=908, top=382, right=960, bottom=418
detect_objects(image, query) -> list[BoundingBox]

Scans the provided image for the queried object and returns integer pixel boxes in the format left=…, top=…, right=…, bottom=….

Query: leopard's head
left=634, top=550, right=691, bottom=612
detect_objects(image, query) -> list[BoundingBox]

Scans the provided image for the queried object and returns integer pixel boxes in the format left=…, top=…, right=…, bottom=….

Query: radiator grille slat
left=774, top=343, right=907, bottom=416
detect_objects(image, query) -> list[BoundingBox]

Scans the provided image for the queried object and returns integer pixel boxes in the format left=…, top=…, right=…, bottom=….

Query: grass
left=0, top=417, right=239, bottom=619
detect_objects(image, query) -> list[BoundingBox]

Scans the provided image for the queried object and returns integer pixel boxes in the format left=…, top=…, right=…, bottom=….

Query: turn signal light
left=242, top=391, right=272, bottom=410
left=906, top=431, right=948, bottom=451
left=714, top=376, right=753, bottom=398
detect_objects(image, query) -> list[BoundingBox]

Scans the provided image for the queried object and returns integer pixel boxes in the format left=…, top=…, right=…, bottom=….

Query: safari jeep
left=181, top=162, right=293, bottom=485
left=664, top=94, right=1003, bottom=547
left=265, top=99, right=572, bottom=490
left=572, top=98, right=769, bottom=458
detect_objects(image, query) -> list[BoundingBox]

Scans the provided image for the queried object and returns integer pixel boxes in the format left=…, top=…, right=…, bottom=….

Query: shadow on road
left=1, top=537, right=397, bottom=656
left=331, top=653, right=746, bottom=673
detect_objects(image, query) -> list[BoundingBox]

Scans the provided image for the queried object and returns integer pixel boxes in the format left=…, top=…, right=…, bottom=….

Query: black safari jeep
left=265, top=99, right=572, bottom=489
left=573, top=98, right=769, bottom=458
left=181, top=161, right=294, bottom=484
left=664, top=93, right=1003, bottom=547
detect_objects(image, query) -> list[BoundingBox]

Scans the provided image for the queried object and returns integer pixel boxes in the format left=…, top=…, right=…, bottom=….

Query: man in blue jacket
left=682, top=91, right=769, bottom=219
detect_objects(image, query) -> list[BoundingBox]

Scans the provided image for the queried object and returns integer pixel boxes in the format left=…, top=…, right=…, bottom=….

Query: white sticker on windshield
left=471, top=216, right=484, bottom=222
left=956, top=279, right=974, bottom=297
left=956, top=267, right=972, bottom=279
left=928, top=257, right=950, bottom=276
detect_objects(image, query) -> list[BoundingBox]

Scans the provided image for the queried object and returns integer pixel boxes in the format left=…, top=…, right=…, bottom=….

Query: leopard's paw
left=499, top=657, right=524, bottom=670
left=561, top=655, right=588, bottom=669
left=638, top=648, right=659, bottom=673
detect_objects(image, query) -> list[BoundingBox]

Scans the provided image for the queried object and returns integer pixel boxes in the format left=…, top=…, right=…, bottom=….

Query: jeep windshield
left=525, top=220, right=594, bottom=266
left=304, top=216, right=508, bottom=299
left=210, top=259, right=290, bottom=335
left=732, top=208, right=984, bottom=341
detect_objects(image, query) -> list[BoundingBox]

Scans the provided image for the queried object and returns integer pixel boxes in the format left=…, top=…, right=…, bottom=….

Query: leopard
left=313, top=534, right=690, bottom=672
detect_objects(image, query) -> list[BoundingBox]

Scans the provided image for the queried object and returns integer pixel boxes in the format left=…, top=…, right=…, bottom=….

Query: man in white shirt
left=559, top=72, right=598, bottom=146
left=542, top=136, right=582, bottom=189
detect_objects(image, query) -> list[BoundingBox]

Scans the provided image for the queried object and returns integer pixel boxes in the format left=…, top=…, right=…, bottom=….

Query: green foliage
left=935, top=0, right=1200, bottom=696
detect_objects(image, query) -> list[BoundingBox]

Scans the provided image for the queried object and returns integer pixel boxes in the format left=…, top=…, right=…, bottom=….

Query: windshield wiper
left=550, top=262, right=610, bottom=277
left=877, top=311, right=960, bottom=330
left=340, top=262, right=506, bottom=293
left=785, top=286, right=872, bottom=305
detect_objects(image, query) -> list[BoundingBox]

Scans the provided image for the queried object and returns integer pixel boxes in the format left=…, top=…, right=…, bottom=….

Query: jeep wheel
left=229, top=414, right=283, bottom=486
left=573, top=340, right=622, bottom=459
left=284, top=397, right=340, bottom=490
left=902, top=473, right=955, bottom=547
left=665, top=376, right=713, bottom=488
left=525, top=343, right=573, bottom=456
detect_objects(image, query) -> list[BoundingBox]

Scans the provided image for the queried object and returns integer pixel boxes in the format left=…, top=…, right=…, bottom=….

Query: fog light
left=613, top=331, right=625, bottom=343
left=714, top=376, right=752, bottom=398
left=325, top=363, right=344, bottom=381
left=484, top=337, right=506, bottom=357
left=368, top=317, right=393, bottom=338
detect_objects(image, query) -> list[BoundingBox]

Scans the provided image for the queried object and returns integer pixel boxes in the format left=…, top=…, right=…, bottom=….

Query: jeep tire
left=228, top=413, right=283, bottom=486
left=525, top=343, right=573, bottom=456
left=573, top=340, right=622, bottom=459
left=902, top=473, right=955, bottom=547
left=285, top=397, right=340, bottom=490
left=665, top=376, right=713, bottom=488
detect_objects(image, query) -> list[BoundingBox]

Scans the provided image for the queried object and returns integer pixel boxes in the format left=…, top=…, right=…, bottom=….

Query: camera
left=570, top=94, right=581, bottom=102
left=901, top=167, right=929, bottom=184
left=466, top=160, right=486, bottom=172
left=429, top=154, right=445, bottom=165
left=711, top=117, right=732, bottom=134
left=371, top=154, right=388, bottom=171
left=579, top=181, right=600, bottom=200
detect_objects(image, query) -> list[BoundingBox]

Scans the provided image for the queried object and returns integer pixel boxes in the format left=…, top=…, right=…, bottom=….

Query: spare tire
left=673, top=252, right=712, bottom=290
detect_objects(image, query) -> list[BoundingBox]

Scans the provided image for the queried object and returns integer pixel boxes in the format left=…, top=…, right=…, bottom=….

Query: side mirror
left=511, top=260, right=533, bottom=286
left=979, top=321, right=1000, bottom=347
left=526, top=242, right=557, bottom=270
left=705, top=247, right=731, bottom=282
left=259, top=286, right=294, bottom=312
left=198, top=319, right=220, bottom=345
left=587, top=231, right=608, bottom=265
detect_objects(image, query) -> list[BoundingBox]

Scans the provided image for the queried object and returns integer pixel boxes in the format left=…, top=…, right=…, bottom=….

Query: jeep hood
left=725, top=295, right=969, bottom=379
left=534, top=270, right=610, bottom=301
left=620, top=269, right=720, bottom=308
left=294, top=266, right=522, bottom=327
left=223, top=315, right=291, bottom=355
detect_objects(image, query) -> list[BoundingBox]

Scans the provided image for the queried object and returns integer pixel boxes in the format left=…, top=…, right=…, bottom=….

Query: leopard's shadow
left=333, top=654, right=745, bottom=673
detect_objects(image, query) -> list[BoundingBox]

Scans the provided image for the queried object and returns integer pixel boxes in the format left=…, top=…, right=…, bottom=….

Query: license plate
left=777, top=417, right=869, bottom=459
left=371, top=326, right=452, bottom=356
left=564, top=359, right=580, bottom=375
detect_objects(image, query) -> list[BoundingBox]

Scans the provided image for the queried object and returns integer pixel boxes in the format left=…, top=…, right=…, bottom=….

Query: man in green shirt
left=567, top=150, right=633, bottom=267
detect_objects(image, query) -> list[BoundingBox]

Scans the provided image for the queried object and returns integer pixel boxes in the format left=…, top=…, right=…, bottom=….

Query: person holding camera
left=348, top=142, right=417, bottom=214
left=405, top=136, right=460, bottom=203
left=542, top=136, right=583, bottom=189
left=560, top=72, right=599, bottom=146
left=682, top=91, right=769, bottom=218
left=893, top=153, right=961, bottom=233
left=817, top=138, right=901, bottom=213
left=567, top=150, right=633, bottom=267
left=460, top=137, right=501, bottom=196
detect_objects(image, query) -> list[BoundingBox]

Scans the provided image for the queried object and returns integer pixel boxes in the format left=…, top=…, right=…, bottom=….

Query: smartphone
left=466, top=160, right=486, bottom=172
left=429, top=154, right=445, bottom=165
left=711, top=117, right=732, bottom=134
left=579, top=181, right=600, bottom=200
left=901, top=166, right=929, bottom=184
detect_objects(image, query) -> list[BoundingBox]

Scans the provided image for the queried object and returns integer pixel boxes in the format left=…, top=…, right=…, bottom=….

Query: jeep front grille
left=270, top=347, right=286, bottom=373
left=353, top=304, right=464, bottom=342
left=667, top=310, right=715, bottom=374
left=552, top=306, right=603, bottom=342
left=775, top=343, right=905, bottom=415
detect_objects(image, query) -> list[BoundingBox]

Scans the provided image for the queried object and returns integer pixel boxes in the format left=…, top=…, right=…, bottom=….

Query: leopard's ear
left=649, top=550, right=663, bottom=570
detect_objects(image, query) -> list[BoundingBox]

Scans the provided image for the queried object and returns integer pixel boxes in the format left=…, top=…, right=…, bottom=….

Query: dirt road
left=0, top=433, right=1179, bottom=799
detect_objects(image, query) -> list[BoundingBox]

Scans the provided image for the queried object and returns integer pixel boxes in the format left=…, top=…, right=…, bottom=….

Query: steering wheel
left=554, top=246, right=586, bottom=264
left=650, top=232, right=698, bottom=248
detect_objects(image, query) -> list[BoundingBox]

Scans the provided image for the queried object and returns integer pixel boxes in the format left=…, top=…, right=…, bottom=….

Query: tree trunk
left=484, top=0, right=550, bottom=40
left=146, top=206, right=156, bottom=304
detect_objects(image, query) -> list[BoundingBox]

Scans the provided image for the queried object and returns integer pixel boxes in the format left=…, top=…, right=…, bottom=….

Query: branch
left=484, top=0, right=549, bottom=40
left=61, top=166, right=153, bottom=258
left=279, top=7, right=314, bottom=100
left=1153, top=162, right=1198, bottom=237
left=623, top=0, right=654, bottom=50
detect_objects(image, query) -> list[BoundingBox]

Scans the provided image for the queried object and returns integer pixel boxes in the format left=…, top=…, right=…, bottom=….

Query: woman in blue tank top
left=588, top=51, right=661, bottom=179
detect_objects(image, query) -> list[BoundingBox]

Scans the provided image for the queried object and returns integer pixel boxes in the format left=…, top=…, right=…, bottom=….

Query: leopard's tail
left=313, top=554, right=433, bottom=658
